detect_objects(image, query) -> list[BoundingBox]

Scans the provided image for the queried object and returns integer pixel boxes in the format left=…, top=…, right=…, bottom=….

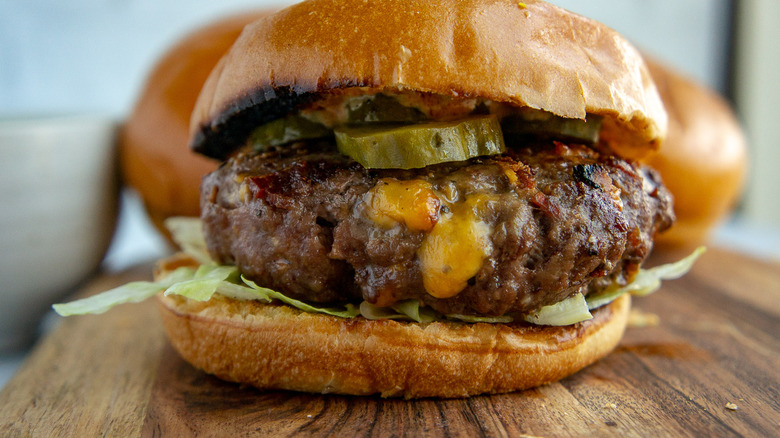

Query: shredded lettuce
left=524, top=292, right=592, bottom=326
left=586, top=246, right=705, bottom=310
left=361, top=300, right=513, bottom=323
left=394, top=299, right=437, bottom=322
left=163, top=265, right=240, bottom=301
left=360, top=300, right=438, bottom=323
left=585, top=286, right=625, bottom=311
left=626, top=246, right=706, bottom=296
left=361, top=301, right=418, bottom=321
left=164, top=217, right=212, bottom=264
left=242, top=277, right=360, bottom=318
left=52, top=266, right=196, bottom=316
left=215, top=281, right=272, bottom=302
left=447, top=313, right=513, bottom=323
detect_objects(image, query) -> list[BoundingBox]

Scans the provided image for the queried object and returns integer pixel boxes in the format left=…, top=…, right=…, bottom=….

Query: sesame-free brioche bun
left=155, top=258, right=630, bottom=398
left=118, top=11, right=269, bottom=238
left=190, top=0, right=667, bottom=161
left=644, top=59, right=748, bottom=247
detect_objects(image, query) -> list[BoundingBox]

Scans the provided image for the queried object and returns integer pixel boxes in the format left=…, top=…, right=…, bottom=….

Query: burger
left=56, top=0, right=704, bottom=398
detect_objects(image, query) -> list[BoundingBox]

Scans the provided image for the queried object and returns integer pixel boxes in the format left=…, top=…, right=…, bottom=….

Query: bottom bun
left=157, top=289, right=630, bottom=398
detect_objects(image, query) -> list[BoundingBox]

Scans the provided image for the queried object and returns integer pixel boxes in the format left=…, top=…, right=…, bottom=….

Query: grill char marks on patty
left=200, top=142, right=674, bottom=317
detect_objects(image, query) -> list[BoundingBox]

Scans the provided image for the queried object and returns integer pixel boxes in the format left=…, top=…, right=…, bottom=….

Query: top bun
left=190, top=0, right=667, bottom=160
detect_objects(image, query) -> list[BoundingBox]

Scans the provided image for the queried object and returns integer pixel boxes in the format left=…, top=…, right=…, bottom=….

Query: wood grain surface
left=1, top=247, right=778, bottom=437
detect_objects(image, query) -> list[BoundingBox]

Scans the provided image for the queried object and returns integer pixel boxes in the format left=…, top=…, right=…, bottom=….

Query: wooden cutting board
left=1, top=247, right=778, bottom=437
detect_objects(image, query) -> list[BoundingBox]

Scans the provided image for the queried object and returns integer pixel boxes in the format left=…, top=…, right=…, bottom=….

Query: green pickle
left=501, top=113, right=603, bottom=145
left=247, top=115, right=331, bottom=150
left=347, top=94, right=426, bottom=124
left=335, top=115, right=505, bottom=169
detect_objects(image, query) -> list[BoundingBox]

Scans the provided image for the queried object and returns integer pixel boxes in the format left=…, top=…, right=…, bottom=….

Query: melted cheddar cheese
left=364, top=178, right=441, bottom=232
left=363, top=179, right=494, bottom=299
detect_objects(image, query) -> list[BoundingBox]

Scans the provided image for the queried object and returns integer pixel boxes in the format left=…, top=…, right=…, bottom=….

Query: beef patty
left=201, top=141, right=674, bottom=317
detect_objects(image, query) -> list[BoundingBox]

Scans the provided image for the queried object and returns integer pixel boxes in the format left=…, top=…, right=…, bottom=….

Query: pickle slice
left=347, top=94, right=426, bottom=124
left=501, top=113, right=603, bottom=145
left=335, top=115, right=505, bottom=169
left=247, top=115, right=331, bottom=150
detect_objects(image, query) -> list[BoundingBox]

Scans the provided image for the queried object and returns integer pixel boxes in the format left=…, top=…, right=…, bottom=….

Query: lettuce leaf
left=360, top=300, right=439, bottom=323
left=52, top=266, right=196, bottom=316
left=394, top=299, right=437, bottom=323
left=360, top=301, right=417, bottom=321
left=361, top=300, right=512, bottom=323
left=524, top=292, right=592, bottom=326
left=242, top=277, right=360, bottom=318
left=586, top=246, right=705, bottom=310
left=164, top=217, right=212, bottom=264
left=215, top=281, right=272, bottom=302
left=626, top=246, right=706, bottom=296
left=163, top=265, right=240, bottom=301
left=446, top=313, right=513, bottom=323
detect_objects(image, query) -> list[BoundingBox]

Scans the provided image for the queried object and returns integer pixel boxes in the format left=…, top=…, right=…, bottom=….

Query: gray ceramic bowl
left=0, top=115, right=119, bottom=351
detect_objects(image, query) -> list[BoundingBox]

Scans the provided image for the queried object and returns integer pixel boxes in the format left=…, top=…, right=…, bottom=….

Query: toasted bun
left=155, top=259, right=630, bottom=398
left=644, top=59, right=748, bottom=247
left=190, top=0, right=667, bottom=161
left=118, top=11, right=269, bottom=238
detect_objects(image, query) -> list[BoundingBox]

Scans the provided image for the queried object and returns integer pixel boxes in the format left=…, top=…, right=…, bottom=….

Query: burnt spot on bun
left=191, top=87, right=318, bottom=160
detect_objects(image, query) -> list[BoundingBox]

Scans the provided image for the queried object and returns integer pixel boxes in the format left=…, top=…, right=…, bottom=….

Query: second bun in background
left=118, top=11, right=270, bottom=240
left=644, top=59, right=748, bottom=248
